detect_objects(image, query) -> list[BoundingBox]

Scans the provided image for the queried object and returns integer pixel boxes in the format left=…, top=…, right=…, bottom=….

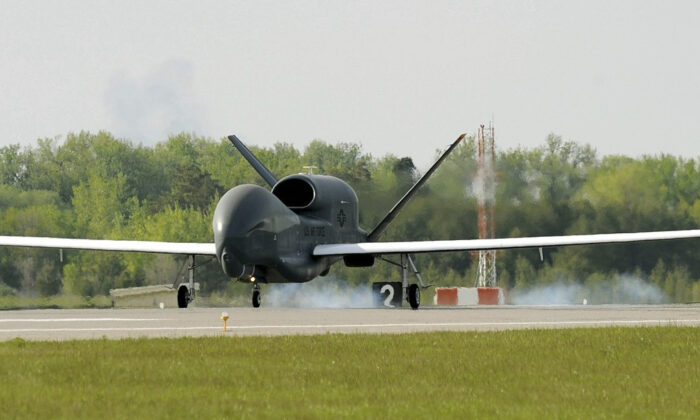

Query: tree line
left=0, top=131, right=698, bottom=303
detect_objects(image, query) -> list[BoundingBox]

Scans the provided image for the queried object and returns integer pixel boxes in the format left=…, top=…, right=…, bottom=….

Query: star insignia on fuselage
left=336, top=209, right=347, bottom=227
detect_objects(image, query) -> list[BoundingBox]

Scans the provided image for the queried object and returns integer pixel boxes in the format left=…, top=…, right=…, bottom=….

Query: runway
left=1, top=305, right=698, bottom=341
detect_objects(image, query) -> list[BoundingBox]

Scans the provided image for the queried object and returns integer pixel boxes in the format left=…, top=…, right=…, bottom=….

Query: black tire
left=408, top=284, right=420, bottom=310
left=252, top=289, right=261, bottom=308
left=177, top=286, right=189, bottom=308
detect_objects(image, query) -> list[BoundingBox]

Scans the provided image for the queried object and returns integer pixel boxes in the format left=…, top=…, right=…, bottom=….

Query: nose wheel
left=252, top=284, right=261, bottom=308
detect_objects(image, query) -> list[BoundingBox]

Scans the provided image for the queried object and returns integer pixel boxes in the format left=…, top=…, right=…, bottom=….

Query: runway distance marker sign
left=372, top=282, right=403, bottom=308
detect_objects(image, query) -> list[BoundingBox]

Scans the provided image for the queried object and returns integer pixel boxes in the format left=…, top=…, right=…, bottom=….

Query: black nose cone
left=220, top=249, right=244, bottom=278
left=213, top=184, right=299, bottom=277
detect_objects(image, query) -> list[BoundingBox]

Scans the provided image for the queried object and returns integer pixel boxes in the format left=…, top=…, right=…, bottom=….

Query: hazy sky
left=2, top=1, right=699, bottom=169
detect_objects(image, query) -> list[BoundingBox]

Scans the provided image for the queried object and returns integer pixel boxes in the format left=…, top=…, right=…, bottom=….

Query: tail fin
left=228, top=135, right=278, bottom=188
left=368, top=134, right=465, bottom=241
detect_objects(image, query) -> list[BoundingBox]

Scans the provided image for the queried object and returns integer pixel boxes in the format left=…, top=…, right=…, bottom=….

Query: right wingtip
left=452, top=133, right=466, bottom=145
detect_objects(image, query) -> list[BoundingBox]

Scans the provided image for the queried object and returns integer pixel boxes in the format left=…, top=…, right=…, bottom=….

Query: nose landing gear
left=252, top=283, right=261, bottom=308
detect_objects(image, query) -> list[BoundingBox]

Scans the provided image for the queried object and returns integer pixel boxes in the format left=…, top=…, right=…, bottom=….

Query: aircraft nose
left=220, top=249, right=244, bottom=278
left=213, top=184, right=298, bottom=238
left=213, top=184, right=300, bottom=275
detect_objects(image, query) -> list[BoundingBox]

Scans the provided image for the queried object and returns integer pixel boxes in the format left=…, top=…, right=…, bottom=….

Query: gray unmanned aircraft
left=1, top=134, right=699, bottom=309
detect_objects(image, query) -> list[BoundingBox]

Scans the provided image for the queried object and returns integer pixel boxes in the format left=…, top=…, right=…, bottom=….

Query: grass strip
left=0, top=295, right=112, bottom=310
left=1, top=327, right=698, bottom=419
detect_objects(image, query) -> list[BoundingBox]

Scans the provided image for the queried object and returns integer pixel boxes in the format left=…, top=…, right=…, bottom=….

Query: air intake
left=272, top=177, right=315, bottom=209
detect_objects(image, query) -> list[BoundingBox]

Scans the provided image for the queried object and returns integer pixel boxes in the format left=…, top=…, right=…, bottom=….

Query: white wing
left=313, top=229, right=700, bottom=256
left=0, top=236, right=216, bottom=255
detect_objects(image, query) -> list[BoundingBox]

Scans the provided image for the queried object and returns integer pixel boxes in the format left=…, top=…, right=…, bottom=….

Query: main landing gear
left=401, top=254, right=427, bottom=309
left=175, top=255, right=197, bottom=308
left=378, top=253, right=429, bottom=309
left=407, top=283, right=420, bottom=310
left=379, top=253, right=429, bottom=309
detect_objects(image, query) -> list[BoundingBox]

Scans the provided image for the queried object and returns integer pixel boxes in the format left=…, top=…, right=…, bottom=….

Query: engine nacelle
left=272, top=174, right=360, bottom=229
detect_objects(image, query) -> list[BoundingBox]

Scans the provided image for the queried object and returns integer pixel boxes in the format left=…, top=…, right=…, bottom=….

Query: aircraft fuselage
left=213, top=174, right=368, bottom=283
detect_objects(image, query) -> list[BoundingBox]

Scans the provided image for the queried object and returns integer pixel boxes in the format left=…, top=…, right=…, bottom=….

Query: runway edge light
left=221, top=312, right=229, bottom=332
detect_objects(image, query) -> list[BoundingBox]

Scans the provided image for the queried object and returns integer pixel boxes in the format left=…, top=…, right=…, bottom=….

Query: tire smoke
left=264, top=277, right=373, bottom=308
left=510, top=275, right=667, bottom=305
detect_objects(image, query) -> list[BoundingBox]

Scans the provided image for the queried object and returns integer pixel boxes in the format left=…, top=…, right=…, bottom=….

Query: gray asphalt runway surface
left=1, top=305, right=698, bottom=341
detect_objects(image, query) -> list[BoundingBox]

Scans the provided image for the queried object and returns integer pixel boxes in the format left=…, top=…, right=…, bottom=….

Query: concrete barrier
left=435, top=287, right=505, bottom=305
left=477, top=287, right=505, bottom=305
left=109, top=283, right=199, bottom=308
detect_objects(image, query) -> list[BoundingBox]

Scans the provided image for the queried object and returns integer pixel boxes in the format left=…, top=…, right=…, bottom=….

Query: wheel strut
left=187, top=254, right=196, bottom=304
left=172, top=254, right=199, bottom=308
left=401, top=253, right=426, bottom=310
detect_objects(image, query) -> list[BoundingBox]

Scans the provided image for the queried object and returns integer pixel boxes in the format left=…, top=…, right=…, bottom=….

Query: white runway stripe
left=0, top=318, right=167, bottom=323
left=1, top=318, right=698, bottom=333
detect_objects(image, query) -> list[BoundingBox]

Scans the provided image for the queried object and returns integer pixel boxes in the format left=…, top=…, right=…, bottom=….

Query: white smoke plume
left=469, top=168, right=496, bottom=205
left=264, top=277, right=373, bottom=308
left=511, top=282, right=585, bottom=305
left=467, top=127, right=496, bottom=205
left=104, top=59, right=206, bottom=145
left=510, top=275, right=667, bottom=305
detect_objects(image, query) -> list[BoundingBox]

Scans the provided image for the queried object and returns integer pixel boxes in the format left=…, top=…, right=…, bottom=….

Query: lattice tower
left=475, top=124, right=497, bottom=287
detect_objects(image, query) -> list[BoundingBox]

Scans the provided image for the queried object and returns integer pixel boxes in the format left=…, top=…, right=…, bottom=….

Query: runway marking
left=1, top=319, right=699, bottom=334
left=0, top=318, right=168, bottom=323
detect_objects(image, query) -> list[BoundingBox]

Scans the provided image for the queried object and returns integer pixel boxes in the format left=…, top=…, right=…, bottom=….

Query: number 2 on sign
left=380, top=284, right=395, bottom=308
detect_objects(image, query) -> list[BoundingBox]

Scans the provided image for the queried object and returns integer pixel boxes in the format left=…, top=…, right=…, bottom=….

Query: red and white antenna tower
left=475, top=123, right=497, bottom=287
